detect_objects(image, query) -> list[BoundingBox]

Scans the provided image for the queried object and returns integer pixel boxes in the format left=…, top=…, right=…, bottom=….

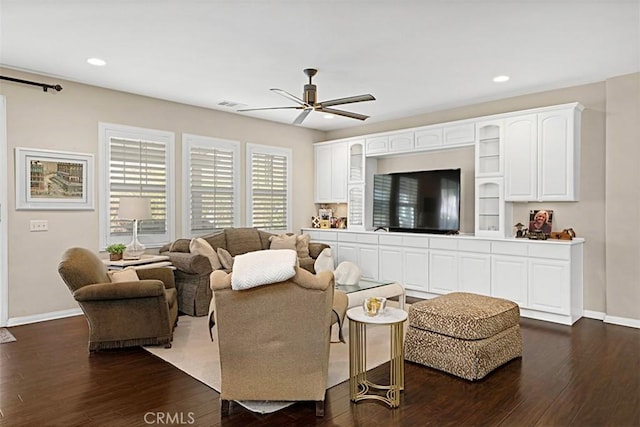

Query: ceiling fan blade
left=319, top=107, right=369, bottom=121
left=270, top=88, right=310, bottom=107
left=293, top=108, right=312, bottom=125
left=238, top=106, right=302, bottom=112
left=319, top=94, right=375, bottom=108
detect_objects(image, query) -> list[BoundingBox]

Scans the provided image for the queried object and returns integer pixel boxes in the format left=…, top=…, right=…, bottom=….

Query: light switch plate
left=30, top=220, right=48, bottom=232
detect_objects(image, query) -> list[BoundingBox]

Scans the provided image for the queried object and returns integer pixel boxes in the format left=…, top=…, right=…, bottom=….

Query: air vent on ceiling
left=218, top=100, right=247, bottom=109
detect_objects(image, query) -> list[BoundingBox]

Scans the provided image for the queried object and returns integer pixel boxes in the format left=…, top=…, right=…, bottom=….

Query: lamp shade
left=117, top=197, right=152, bottom=220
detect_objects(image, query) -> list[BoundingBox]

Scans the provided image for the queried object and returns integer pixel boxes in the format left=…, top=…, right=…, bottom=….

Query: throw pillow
left=295, top=233, right=311, bottom=259
left=108, top=268, right=139, bottom=283
left=189, top=237, right=222, bottom=270
left=314, top=247, right=334, bottom=274
left=217, top=247, right=234, bottom=270
left=268, top=234, right=297, bottom=251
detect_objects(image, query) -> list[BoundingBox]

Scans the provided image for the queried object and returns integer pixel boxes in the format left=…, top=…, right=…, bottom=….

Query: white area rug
left=0, top=328, right=16, bottom=344
left=144, top=314, right=393, bottom=414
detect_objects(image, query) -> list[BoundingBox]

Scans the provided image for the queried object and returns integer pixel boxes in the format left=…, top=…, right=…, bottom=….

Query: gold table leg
left=349, top=318, right=405, bottom=408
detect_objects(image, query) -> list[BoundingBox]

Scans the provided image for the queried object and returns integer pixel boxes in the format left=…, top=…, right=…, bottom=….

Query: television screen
left=372, top=169, right=461, bottom=234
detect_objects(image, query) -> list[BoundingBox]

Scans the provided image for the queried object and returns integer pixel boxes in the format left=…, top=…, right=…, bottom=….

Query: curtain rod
left=0, top=75, right=63, bottom=92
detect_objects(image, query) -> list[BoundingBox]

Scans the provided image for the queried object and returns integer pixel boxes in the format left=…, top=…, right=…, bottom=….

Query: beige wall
left=1, top=69, right=324, bottom=319
left=327, top=80, right=613, bottom=319
left=605, top=73, right=640, bottom=321
left=3, top=68, right=638, bottom=324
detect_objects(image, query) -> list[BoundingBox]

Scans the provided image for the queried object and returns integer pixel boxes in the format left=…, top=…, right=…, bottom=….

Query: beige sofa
left=209, top=268, right=343, bottom=416
left=159, top=227, right=329, bottom=316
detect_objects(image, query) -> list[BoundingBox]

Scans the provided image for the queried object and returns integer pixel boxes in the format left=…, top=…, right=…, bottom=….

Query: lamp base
left=124, top=219, right=146, bottom=259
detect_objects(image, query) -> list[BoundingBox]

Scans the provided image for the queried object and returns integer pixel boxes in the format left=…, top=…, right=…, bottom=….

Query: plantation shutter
left=109, top=137, right=167, bottom=237
left=189, top=145, right=236, bottom=234
left=249, top=150, right=288, bottom=230
left=397, top=176, right=418, bottom=228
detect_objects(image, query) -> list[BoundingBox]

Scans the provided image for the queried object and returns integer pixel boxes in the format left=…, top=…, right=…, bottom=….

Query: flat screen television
left=372, top=168, right=461, bottom=234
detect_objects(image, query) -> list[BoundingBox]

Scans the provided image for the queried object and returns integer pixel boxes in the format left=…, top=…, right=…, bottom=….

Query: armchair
left=58, top=247, right=178, bottom=351
left=210, top=267, right=344, bottom=417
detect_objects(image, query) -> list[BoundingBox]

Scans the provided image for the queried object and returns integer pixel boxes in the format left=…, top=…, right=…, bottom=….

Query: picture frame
left=15, top=147, right=94, bottom=210
left=528, top=209, right=553, bottom=235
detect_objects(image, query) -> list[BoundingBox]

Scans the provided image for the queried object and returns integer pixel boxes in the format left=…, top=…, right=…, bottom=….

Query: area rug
left=0, top=328, right=16, bottom=343
left=144, top=314, right=394, bottom=414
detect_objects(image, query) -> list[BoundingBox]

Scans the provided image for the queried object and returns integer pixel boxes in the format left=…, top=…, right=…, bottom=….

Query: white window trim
left=182, top=133, right=241, bottom=238
left=245, top=143, right=292, bottom=233
left=98, top=122, right=175, bottom=250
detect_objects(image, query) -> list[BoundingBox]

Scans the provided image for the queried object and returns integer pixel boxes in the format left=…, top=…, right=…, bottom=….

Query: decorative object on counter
left=320, top=219, right=331, bottom=229
left=363, top=297, right=387, bottom=317
left=514, top=222, right=526, bottom=238
left=338, top=217, right=347, bottom=229
left=311, top=216, right=321, bottom=228
left=550, top=228, right=576, bottom=240
left=529, top=209, right=553, bottom=236
left=105, top=243, right=127, bottom=261
left=318, top=208, right=333, bottom=220
left=333, top=261, right=361, bottom=285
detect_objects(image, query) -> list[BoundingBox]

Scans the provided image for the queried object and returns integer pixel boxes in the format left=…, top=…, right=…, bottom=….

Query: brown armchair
left=58, top=247, right=178, bottom=352
left=210, top=267, right=346, bottom=417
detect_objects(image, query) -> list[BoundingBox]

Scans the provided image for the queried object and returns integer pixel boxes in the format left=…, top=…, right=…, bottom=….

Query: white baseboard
left=583, top=310, right=606, bottom=320
left=7, top=308, right=83, bottom=327
left=603, top=315, right=640, bottom=329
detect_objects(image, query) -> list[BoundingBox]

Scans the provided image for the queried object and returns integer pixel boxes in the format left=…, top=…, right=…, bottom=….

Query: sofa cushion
left=224, top=228, right=263, bottom=256
left=108, top=268, right=139, bottom=283
left=269, top=234, right=297, bottom=250
left=217, top=248, right=235, bottom=269
left=202, top=231, right=227, bottom=252
left=296, top=234, right=311, bottom=259
left=190, top=238, right=222, bottom=270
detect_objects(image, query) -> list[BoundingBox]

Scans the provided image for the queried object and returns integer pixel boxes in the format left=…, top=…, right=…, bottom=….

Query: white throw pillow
left=314, top=247, right=334, bottom=274
left=269, top=234, right=297, bottom=251
left=108, top=268, right=139, bottom=283
left=334, top=261, right=362, bottom=285
left=190, top=238, right=222, bottom=270
left=217, top=247, right=234, bottom=270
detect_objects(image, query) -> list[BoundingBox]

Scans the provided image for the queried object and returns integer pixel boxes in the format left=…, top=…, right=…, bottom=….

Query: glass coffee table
left=336, top=279, right=405, bottom=310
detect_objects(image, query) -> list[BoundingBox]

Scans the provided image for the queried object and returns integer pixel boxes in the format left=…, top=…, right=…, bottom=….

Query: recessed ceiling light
left=323, top=114, right=334, bottom=119
left=493, top=75, right=510, bottom=83
left=87, top=57, right=106, bottom=66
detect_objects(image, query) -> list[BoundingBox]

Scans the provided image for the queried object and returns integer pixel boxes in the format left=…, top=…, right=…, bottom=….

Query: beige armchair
left=209, top=267, right=346, bottom=417
left=58, top=247, right=178, bottom=351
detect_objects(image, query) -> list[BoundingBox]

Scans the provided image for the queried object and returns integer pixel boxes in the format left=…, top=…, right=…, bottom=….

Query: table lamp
left=118, top=196, right=152, bottom=260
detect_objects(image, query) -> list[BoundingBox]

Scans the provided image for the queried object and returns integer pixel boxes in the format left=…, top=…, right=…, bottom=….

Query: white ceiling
left=1, top=0, right=638, bottom=131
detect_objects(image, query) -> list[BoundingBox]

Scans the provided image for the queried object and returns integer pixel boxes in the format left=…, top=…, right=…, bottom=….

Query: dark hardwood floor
left=1, top=313, right=639, bottom=426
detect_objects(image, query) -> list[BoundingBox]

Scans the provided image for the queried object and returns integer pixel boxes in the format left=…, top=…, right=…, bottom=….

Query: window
left=99, top=123, right=175, bottom=249
left=182, top=134, right=240, bottom=237
left=246, top=143, right=291, bottom=232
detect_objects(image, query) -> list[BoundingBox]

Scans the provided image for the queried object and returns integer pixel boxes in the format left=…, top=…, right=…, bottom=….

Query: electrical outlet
left=30, top=220, right=48, bottom=232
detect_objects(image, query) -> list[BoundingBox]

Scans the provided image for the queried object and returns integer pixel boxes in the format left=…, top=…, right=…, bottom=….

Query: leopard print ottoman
left=404, top=292, right=522, bottom=381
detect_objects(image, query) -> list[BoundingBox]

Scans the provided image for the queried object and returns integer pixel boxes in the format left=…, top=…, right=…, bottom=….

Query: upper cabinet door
left=443, top=122, right=475, bottom=146
left=348, top=140, right=365, bottom=184
left=415, top=126, right=443, bottom=149
left=538, top=108, right=578, bottom=201
left=475, top=119, right=504, bottom=177
left=365, top=136, right=388, bottom=155
left=504, top=114, right=538, bottom=201
left=314, top=141, right=348, bottom=203
left=388, top=132, right=414, bottom=153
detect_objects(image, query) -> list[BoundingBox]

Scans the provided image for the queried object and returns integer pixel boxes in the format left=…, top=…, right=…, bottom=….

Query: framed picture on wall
left=15, top=147, right=94, bottom=210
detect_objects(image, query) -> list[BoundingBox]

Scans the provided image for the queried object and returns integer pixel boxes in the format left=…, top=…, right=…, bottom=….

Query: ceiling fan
left=238, top=68, right=375, bottom=125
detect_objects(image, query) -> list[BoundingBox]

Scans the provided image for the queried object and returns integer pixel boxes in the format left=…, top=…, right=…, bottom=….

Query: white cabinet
left=458, top=240, right=492, bottom=295
left=365, top=132, right=414, bottom=155
left=475, top=178, right=508, bottom=238
left=314, top=141, right=348, bottom=203
left=348, top=140, right=365, bottom=183
left=415, top=126, right=443, bottom=149
left=303, top=229, right=584, bottom=325
left=429, top=250, right=458, bottom=294
left=347, top=185, right=365, bottom=230
left=476, top=120, right=504, bottom=177
left=504, top=103, right=583, bottom=202
left=443, top=122, right=475, bottom=146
